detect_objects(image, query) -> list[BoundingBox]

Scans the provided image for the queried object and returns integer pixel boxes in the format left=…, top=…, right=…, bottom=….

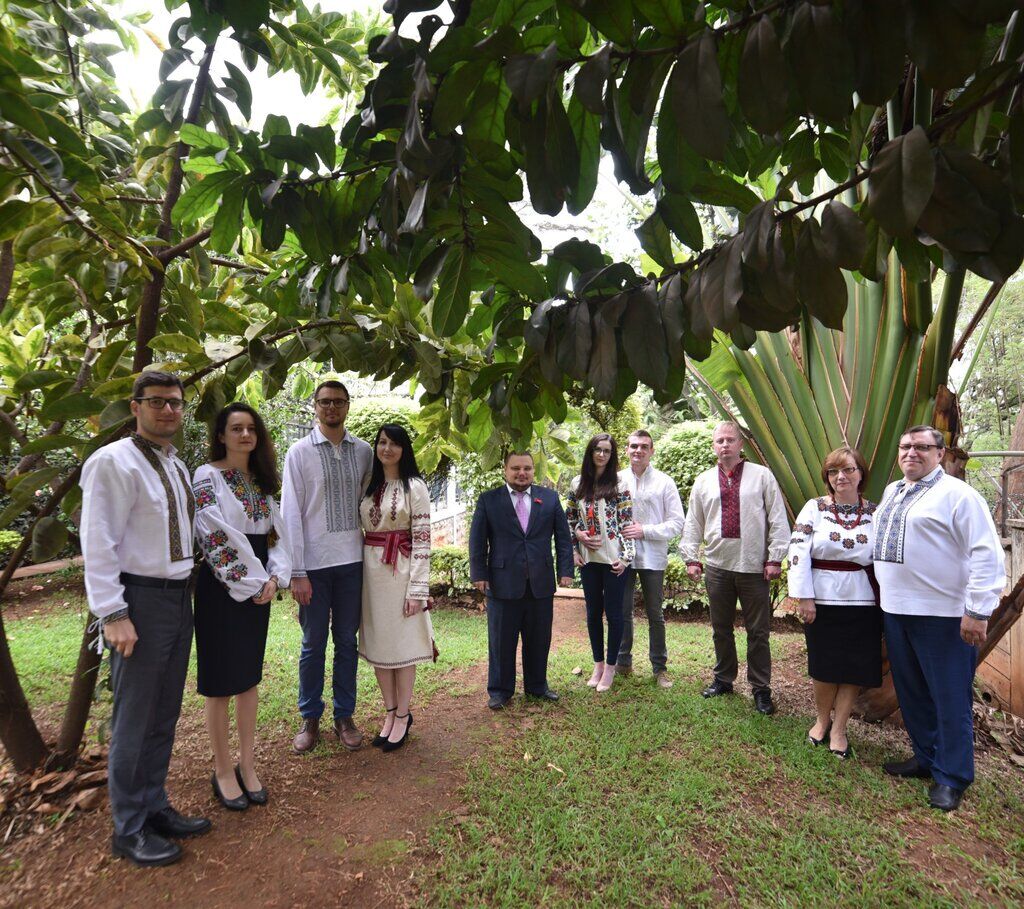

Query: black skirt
left=195, top=533, right=270, bottom=697
left=804, top=603, right=883, bottom=687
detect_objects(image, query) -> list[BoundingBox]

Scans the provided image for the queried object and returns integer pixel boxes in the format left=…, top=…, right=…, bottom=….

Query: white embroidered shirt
left=618, top=465, right=685, bottom=570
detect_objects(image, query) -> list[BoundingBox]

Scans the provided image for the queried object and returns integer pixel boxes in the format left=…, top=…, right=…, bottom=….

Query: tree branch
left=208, top=256, right=268, bottom=273
left=0, top=240, right=13, bottom=314
left=113, top=194, right=164, bottom=205
left=0, top=408, right=27, bottom=447
left=952, top=280, right=1005, bottom=361
left=157, top=227, right=213, bottom=264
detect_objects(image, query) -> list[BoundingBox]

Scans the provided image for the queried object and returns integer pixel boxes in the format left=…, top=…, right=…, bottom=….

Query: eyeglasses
left=826, top=467, right=860, bottom=477
left=898, top=443, right=941, bottom=453
left=594, top=447, right=613, bottom=455
left=134, top=396, right=185, bottom=411
left=316, top=398, right=350, bottom=408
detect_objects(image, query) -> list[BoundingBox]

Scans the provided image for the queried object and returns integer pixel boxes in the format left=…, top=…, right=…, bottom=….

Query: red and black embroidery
left=718, top=461, right=744, bottom=538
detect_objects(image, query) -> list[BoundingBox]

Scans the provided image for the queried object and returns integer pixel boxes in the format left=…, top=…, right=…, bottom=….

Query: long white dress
left=358, top=478, right=434, bottom=668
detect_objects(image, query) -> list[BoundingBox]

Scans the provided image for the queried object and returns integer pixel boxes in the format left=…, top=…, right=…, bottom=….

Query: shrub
left=345, top=399, right=417, bottom=442
left=0, top=529, right=22, bottom=559
left=654, top=421, right=717, bottom=504
left=430, top=545, right=472, bottom=595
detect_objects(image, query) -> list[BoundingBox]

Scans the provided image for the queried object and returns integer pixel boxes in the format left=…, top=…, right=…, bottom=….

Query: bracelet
left=964, top=609, right=989, bottom=621
left=101, top=608, right=130, bottom=627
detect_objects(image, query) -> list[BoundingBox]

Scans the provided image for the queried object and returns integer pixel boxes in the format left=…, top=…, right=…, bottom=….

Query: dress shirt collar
left=311, top=425, right=353, bottom=447
left=506, top=483, right=531, bottom=497
left=130, top=432, right=178, bottom=459
left=898, top=464, right=944, bottom=491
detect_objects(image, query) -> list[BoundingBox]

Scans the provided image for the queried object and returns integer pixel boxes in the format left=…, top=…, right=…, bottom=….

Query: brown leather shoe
left=617, top=664, right=633, bottom=677
left=655, top=671, right=674, bottom=689
left=292, top=717, right=319, bottom=754
left=334, top=717, right=363, bottom=751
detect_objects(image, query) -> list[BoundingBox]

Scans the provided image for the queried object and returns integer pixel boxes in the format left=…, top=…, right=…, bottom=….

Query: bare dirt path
left=1, top=599, right=585, bottom=909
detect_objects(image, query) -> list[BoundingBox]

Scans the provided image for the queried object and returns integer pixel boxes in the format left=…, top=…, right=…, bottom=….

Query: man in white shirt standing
left=874, top=425, right=1005, bottom=812
left=81, top=372, right=211, bottom=867
left=281, top=380, right=373, bottom=753
left=681, top=421, right=790, bottom=715
left=617, top=430, right=685, bottom=688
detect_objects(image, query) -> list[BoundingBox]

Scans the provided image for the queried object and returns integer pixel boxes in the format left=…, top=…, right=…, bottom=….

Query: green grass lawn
left=5, top=592, right=488, bottom=740
left=422, top=623, right=1024, bottom=908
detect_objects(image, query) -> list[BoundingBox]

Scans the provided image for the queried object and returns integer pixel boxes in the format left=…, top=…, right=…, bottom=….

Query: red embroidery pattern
left=718, top=461, right=744, bottom=538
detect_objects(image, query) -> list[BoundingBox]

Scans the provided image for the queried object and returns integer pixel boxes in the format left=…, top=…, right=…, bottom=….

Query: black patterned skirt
left=195, top=533, right=270, bottom=697
left=804, top=603, right=883, bottom=687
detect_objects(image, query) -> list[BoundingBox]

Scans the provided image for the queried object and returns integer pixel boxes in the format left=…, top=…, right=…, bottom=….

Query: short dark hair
left=133, top=371, right=184, bottom=399
left=821, top=446, right=868, bottom=494
left=313, top=379, right=349, bottom=401
left=503, top=450, right=534, bottom=465
left=902, top=425, right=945, bottom=448
left=208, top=402, right=280, bottom=495
left=628, top=430, right=653, bottom=444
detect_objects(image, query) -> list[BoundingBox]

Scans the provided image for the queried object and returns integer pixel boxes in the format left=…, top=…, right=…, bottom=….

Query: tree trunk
left=48, top=614, right=102, bottom=770
left=0, top=610, right=48, bottom=771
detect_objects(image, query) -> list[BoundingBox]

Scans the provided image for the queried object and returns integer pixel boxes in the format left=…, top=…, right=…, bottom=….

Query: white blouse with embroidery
left=193, top=464, right=292, bottom=602
left=787, top=497, right=877, bottom=606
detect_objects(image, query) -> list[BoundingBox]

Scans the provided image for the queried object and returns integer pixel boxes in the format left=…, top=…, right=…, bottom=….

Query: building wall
left=978, top=519, right=1022, bottom=717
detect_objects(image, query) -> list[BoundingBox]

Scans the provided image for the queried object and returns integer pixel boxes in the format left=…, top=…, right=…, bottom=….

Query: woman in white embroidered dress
left=193, top=403, right=291, bottom=809
left=359, top=424, right=433, bottom=753
left=788, top=446, right=879, bottom=760
left=565, top=433, right=635, bottom=693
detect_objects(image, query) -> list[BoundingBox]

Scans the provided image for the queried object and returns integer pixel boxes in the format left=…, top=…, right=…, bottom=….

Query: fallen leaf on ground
left=546, top=763, right=565, bottom=774
left=72, top=788, right=106, bottom=810
left=571, top=666, right=582, bottom=676
left=523, top=751, right=532, bottom=762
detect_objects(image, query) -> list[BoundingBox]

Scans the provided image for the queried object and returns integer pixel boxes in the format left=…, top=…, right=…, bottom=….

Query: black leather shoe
left=753, top=690, right=776, bottom=715
left=883, top=757, right=932, bottom=779
left=235, top=765, right=268, bottom=806
left=211, top=772, right=248, bottom=811
left=146, top=806, right=211, bottom=839
left=382, top=712, right=413, bottom=753
left=528, top=689, right=559, bottom=702
left=929, top=783, right=964, bottom=812
left=111, top=829, right=182, bottom=867
left=701, top=680, right=733, bottom=698
left=487, top=695, right=510, bottom=710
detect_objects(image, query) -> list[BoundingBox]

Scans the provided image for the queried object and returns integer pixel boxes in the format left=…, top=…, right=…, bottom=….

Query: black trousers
left=486, top=582, right=554, bottom=699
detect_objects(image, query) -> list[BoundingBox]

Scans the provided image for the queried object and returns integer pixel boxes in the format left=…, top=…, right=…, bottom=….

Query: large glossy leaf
left=657, top=193, right=703, bottom=252
left=31, top=516, right=68, bottom=563
left=905, top=0, right=985, bottom=91
left=670, top=33, right=729, bottom=161
left=586, top=310, right=618, bottom=400
left=635, top=210, right=674, bottom=269
left=787, top=3, right=854, bottom=123
left=432, top=243, right=472, bottom=336
left=867, top=127, right=935, bottom=237
left=172, top=171, right=238, bottom=225
left=622, top=284, right=668, bottom=388
left=738, top=16, right=790, bottom=135
left=566, top=91, right=600, bottom=215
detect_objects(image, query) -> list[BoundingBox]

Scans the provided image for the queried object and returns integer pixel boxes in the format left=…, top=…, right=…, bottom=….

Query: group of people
left=79, top=371, right=1005, bottom=869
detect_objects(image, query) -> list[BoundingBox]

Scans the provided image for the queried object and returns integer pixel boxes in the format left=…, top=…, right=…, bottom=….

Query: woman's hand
left=573, top=551, right=585, bottom=568
left=797, top=598, right=816, bottom=624
left=253, top=578, right=278, bottom=605
left=610, top=560, right=627, bottom=576
left=404, top=598, right=426, bottom=617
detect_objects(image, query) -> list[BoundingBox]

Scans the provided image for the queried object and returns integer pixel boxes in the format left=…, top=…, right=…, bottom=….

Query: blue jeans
left=580, top=562, right=628, bottom=665
left=884, top=612, right=978, bottom=791
left=298, top=562, right=363, bottom=721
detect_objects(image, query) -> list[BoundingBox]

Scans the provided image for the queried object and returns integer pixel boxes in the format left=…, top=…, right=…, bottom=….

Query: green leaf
left=787, top=3, right=854, bottom=123
left=493, top=0, right=551, bottom=27
left=867, top=127, right=935, bottom=237
left=210, top=182, right=246, bottom=253
left=0, top=90, right=49, bottom=138
left=433, top=60, right=488, bottom=134
left=149, top=333, right=206, bottom=356
left=670, top=33, right=730, bottom=162
left=180, top=123, right=228, bottom=151
left=635, top=210, right=675, bottom=269
left=432, top=244, right=472, bottom=336
left=795, top=220, right=847, bottom=329
left=18, top=434, right=84, bottom=455
left=574, top=44, right=610, bottom=115
left=566, top=91, right=600, bottom=215
left=475, top=234, right=548, bottom=299
left=689, top=172, right=760, bottom=213
left=846, top=0, right=906, bottom=106
left=556, top=301, right=591, bottom=380
left=223, top=61, right=253, bottom=120
left=633, top=0, right=686, bottom=37
left=657, top=193, right=704, bottom=252
left=264, top=134, right=320, bottom=172
left=622, top=285, right=668, bottom=389
left=738, top=16, right=790, bottom=135
left=13, top=369, right=67, bottom=392
left=905, top=0, right=985, bottom=92
left=504, top=42, right=559, bottom=107
left=40, top=393, right=104, bottom=421
left=31, top=516, right=67, bottom=563
left=820, top=201, right=867, bottom=270
left=575, top=0, right=635, bottom=46
left=172, top=171, right=238, bottom=224
left=586, top=310, right=618, bottom=400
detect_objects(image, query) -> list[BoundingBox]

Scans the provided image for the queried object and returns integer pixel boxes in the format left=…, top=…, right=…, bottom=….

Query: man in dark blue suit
left=470, top=452, right=574, bottom=709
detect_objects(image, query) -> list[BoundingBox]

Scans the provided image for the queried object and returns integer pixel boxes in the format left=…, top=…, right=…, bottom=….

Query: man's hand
left=575, top=529, right=602, bottom=551
left=472, top=580, right=489, bottom=593
left=404, top=598, right=426, bottom=617
left=797, top=598, right=816, bottom=624
left=764, top=563, right=782, bottom=581
left=610, top=560, right=627, bottom=576
left=573, top=551, right=585, bottom=568
left=558, top=576, right=573, bottom=587
left=104, top=618, right=139, bottom=658
left=622, top=523, right=645, bottom=540
left=686, top=564, right=702, bottom=581
left=961, top=614, right=988, bottom=647
left=291, top=576, right=312, bottom=607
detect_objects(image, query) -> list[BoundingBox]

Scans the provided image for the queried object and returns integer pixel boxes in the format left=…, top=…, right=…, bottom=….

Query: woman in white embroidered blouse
left=359, top=424, right=434, bottom=753
left=565, top=433, right=635, bottom=693
left=193, top=403, right=291, bottom=810
left=788, top=447, right=880, bottom=760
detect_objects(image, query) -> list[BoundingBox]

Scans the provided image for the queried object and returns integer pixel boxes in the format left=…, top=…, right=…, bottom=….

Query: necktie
left=515, top=491, right=529, bottom=532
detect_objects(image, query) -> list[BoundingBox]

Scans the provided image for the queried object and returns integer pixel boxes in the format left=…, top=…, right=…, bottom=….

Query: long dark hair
left=577, top=433, right=619, bottom=501
left=208, top=402, right=280, bottom=495
left=363, top=423, right=422, bottom=499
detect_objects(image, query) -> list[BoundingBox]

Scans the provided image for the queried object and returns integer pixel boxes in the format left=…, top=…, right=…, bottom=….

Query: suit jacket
left=469, top=484, right=574, bottom=601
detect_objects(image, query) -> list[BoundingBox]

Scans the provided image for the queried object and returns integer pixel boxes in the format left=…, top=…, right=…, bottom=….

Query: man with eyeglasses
left=680, top=421, right=790, bottom=715
left=81, top=372, right=210, bottom=867
left=873, top=425, right=1004, bottom=812
left=281, top=379, right=373, bottom=753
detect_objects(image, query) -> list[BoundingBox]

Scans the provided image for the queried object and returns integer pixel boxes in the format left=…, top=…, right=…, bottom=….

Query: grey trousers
left=617, top=569, right=668, bottom=675
left=107, top=581, right=193, bottom=837
left=704, top=565, right=772, bottom=692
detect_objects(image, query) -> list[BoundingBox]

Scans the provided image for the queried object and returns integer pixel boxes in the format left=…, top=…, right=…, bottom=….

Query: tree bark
left=0, top=609, right=48, bottom=771
left=48, top=614, right=102, bottom=769
left=0, top=240, right=14, bottom=314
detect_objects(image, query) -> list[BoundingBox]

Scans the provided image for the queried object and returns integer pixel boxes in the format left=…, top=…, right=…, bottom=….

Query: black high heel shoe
left=211, top=772, right=248, bottom=811
left=807, top=722, right=832, bottom=747
left=372, top=706, right=397, bottom=748
left=235, top=764, right=268, bottom=806
left=382, top=712, right=413, bottom=753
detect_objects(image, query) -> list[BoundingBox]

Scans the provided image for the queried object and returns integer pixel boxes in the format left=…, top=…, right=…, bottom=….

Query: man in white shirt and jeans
left=681, top=421, right=790, bottom=715
left=617, top=430, right=685, bottom=687
left=81, top=372, right=211, bottom=867
left=281, top=380, right=373, bottom=754
left=874, top=425, right=1004, bottom=812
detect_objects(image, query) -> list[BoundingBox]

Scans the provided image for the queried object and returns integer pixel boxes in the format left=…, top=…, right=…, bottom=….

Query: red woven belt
left=810, top=558, right=879, bottom=604
left=365, top=530, right=411, bottom=573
